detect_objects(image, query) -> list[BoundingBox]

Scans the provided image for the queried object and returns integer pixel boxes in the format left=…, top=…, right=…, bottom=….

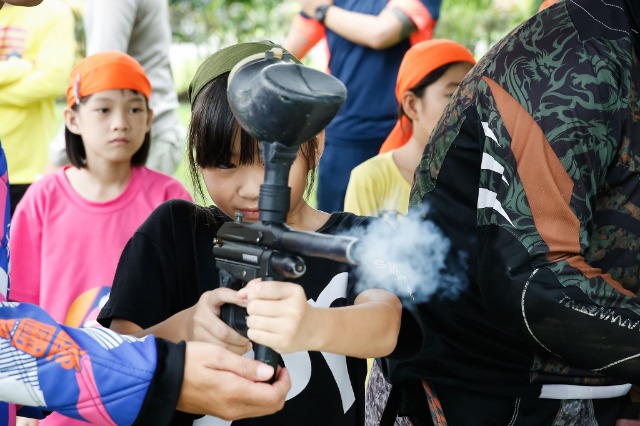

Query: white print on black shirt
left=559, top=294, right=640, bottom=330
left=194, top=272, right=354, bottom=426
left=306, top=272, right=355, bottom=412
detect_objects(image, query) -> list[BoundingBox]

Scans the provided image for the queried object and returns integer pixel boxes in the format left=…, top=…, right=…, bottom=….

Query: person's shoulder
left=21, top=171, right=65, bottom=200
left=28, top=170, right=61, bottom=189
left=136, top=167, right=192, bottom=196
left=359, top=152, right=393, bottom=168
left=144, top=199, right=227, bottom=232
left=136, top=166, right=183, bottom=186
left=353, top=152, right=394, bottom=175
left=350, top=152, right=396, bottom=186
left=146, top=198, right=198, bottom=223
left=11, top=172, right=67, bottom=218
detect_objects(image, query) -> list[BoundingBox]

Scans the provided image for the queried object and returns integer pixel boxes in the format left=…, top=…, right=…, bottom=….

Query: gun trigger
left=220, top=269, right=234, bottom=287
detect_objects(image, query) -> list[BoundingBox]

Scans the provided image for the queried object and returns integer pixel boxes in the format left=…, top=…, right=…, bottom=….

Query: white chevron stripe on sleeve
left=478, top=188, right=514, bottom=226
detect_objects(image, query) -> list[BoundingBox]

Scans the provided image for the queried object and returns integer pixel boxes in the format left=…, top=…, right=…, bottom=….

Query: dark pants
left=316, top=137, right=384, bottom=213
left=430, top=383, right=623, bottom=426
left=369, top=359, right=628, bottom=426
left=9, top=184, right=30, bottom=217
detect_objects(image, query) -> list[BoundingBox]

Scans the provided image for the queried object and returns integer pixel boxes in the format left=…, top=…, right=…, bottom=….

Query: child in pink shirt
left=9, top=50, right=192, bottom=426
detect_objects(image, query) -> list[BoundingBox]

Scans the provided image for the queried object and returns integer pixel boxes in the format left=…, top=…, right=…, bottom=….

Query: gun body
left=214, top=226, right=308, bottom=374
left=214, top=238, right=306, bottom=337
left=213, top=219, right=358, bottom=373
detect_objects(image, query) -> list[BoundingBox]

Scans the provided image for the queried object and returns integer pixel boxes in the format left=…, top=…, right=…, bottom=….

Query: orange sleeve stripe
left=388, top=0, right=436, bottom=44
left=291, top=13, right=325, bottom=45
left=483, top=77, right=633, bottom=297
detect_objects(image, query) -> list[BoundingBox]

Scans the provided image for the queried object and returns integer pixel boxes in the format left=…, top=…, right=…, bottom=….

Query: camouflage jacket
left=389, top=0, right=640, bottom=397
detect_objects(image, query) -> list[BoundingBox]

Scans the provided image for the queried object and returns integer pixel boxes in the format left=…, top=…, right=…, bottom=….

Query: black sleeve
left=98, top=199, right=212, bottom=329
left=132, top=339, right=185, bottom=425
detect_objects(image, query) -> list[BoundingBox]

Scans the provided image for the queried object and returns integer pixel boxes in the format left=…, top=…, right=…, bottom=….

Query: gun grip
left=252, top=275, right=279, bottom=383
left=254, top=344, right=279, bottom=383
left=219, top=269, right=249, bottom=337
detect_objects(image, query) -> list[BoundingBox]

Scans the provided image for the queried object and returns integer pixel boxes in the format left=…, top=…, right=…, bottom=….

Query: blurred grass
left=54, top=102, right=318, bottom=208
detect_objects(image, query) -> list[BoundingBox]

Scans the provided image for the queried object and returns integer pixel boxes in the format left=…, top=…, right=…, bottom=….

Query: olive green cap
left=187, top=40, right=301, bottom=107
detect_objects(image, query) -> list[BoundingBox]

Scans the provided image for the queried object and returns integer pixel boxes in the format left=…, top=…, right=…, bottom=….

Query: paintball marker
left=214, top=48, right=360, bottom=378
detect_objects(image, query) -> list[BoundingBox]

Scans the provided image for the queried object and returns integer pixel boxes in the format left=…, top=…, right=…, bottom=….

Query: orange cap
left=379, top=39, right=476, bottom=154
left=66, top=51, right=152, bottom=107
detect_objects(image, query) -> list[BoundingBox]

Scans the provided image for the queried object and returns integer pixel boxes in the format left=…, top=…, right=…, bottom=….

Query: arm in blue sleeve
left=0, top=302, right=183, bottom=425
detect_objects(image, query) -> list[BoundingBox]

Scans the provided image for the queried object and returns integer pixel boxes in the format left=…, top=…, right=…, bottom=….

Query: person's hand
left=188, top=289, right=251, bottom=354
left=239, top=279, right=318, bottom=354
left=177, top=342, right=291, bottom=419
left=297, top=0, right=333, bottom=18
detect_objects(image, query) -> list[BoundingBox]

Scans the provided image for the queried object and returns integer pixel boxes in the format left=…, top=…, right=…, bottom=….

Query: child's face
left=411, top=62, right=473, bottom=145
left=201, top=131, right=310, bottom=223
left=65, top=89, right=152, bottom=167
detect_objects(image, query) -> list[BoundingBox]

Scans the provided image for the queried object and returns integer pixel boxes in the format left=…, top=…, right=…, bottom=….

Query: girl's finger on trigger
left=209, top=287, right=246, bottom=306
left=252, top=280, right=296, bottom=300
left=238, top=278, right=264, bottom=299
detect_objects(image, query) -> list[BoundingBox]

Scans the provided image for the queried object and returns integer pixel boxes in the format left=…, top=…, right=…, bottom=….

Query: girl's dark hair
left=397, top=61, right=462, bottom=122
left=65, top=90, right=151, bottom=168
left=187, top=71, right=320, bottom=202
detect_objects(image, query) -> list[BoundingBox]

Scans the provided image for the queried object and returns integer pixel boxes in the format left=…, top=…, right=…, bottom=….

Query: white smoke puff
left=349, top=208, right=468, bottom=303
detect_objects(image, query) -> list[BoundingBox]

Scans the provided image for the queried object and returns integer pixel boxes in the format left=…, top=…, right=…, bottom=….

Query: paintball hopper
left=227, top=48, right=347, bottom=147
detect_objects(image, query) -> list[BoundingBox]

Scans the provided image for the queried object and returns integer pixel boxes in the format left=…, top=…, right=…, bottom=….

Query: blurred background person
left=284, top=0, right=442, bottom=213
left=10, top=51, right=192, bottom=426
left=0, top=0, right=74, bottom=215
left=48, top=0, right=186, bottom=177
left=344, top=39, right=475, bottom=219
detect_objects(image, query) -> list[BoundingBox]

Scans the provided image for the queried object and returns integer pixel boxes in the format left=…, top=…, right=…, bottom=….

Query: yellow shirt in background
left=0, top=1, right=75, bottom=184
left=344, top=151, right=411, bottom=217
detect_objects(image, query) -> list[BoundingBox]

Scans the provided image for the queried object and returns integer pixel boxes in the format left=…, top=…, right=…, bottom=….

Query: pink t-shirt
left=9, top=166, right=191, bottom=426
left=9, top=166, right=192, bottom=326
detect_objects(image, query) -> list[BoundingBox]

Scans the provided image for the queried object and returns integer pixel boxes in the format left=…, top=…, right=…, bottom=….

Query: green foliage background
left=169, top=0, right=540, bottom=52
left=435, top=0, right=539, bottom=51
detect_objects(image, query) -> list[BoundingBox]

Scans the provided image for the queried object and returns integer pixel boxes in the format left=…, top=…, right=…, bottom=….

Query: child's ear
left=64, top=107, right=82, bottom=135
left=401, top=91, right=419, bottom=122
left=146, top=108, right=154, bottom=132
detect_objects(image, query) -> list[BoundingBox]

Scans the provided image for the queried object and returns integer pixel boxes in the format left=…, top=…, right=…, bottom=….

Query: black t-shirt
left=99, top=199, right=370, bottom=425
